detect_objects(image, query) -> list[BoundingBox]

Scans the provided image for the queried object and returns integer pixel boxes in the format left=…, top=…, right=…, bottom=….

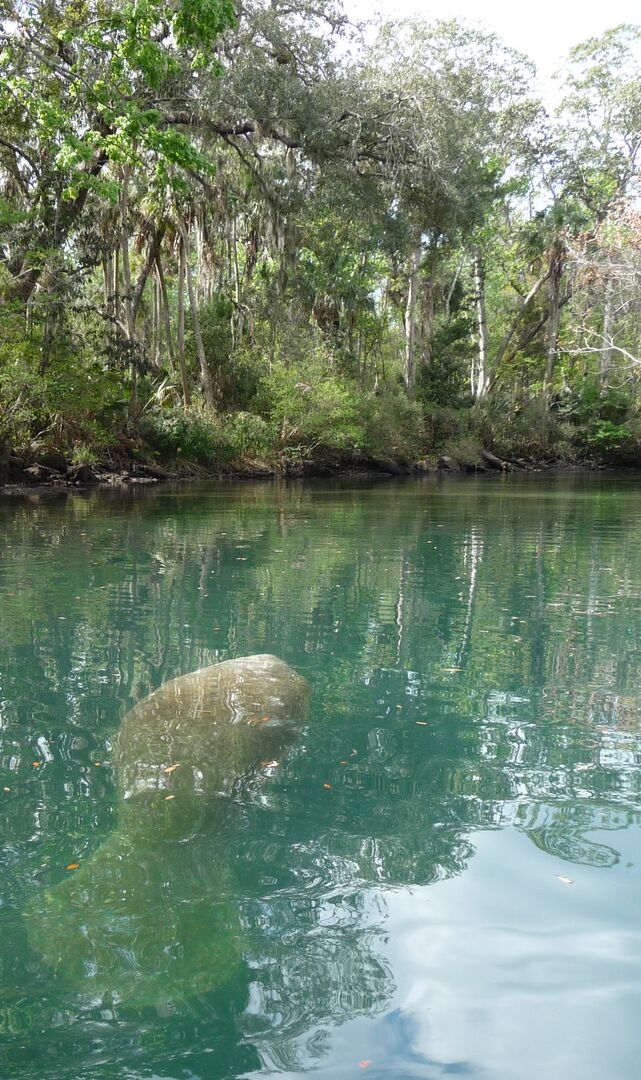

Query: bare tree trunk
left=157, top=271, right=163, bottom=367
left=102, top=255, right=114, bottom=314
left=600, top=276, right=614, bottom=390
left=178, top=220, right=215, bottom=409
left=119, top=166, right=137, bottom=416
left=473, top=251, right=490, bottom=399
left=176, top=239, right=191, bottom=408
left=543, top=239, right=564, bottom=401
left=483, top=267, right=553, bottom=396
left=231, top=214, right=243, bottom=345
left=445, top=256, right=464, bottom=318
left=404, top=239, right=422, bottom=394
left=418, top=243, right=437, bottom=372
left=114, top=245, right=121, bottom=321
left=158, top=253, right=190, bottom=407
left=131, top=225, right=165, bottom=326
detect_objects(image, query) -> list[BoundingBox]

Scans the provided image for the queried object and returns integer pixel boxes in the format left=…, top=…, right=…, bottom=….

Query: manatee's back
left=114, top=654, right=310, bottom=806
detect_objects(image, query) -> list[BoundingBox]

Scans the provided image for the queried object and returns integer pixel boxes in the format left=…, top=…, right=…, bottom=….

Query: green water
left=1, top=474, right=641, bottom=1080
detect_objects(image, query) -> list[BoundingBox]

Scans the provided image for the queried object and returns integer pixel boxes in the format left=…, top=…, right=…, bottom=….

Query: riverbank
left=0, top=444, right=612, bottom=496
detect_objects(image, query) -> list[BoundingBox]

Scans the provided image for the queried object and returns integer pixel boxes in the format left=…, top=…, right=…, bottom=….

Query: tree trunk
left=131, top=225, right=166, bottom=326
left=102, top=254, right=114, bottom=314
left=158, top=252, right=190, bottom=407
left=178, top=220, right=215, bottom=409
left=543, top=239, right=564, bottom=401
left=600, top=276, right=614, bottom=390
left=176, top=239, right=190, bottom=407
left=120, top=168, right=135, bottom=340
left=119, top=166, right=137, bottom=416
left=473, top=251, right=490, bottom=399
left=404, top=239, right=422, bottom=394
left=419, top=243, right=437, bottom=371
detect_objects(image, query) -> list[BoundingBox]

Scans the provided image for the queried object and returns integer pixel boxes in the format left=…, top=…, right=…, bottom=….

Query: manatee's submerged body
left=26, top=655, right=310, bottom=1006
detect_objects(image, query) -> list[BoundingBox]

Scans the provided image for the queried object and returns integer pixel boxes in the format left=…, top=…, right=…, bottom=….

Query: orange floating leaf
left=66, top=863, right=80, bottom=871
left=32, top=761, right=40, bottom=768
left=163, top=763, right=181, bottom=774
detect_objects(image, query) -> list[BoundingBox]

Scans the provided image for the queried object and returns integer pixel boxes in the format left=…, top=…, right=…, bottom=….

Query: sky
left=346, top=0, right=640, bottom=87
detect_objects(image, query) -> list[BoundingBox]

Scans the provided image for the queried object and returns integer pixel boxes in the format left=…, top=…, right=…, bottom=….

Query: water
left=1, top=473, right=641, bottom=1079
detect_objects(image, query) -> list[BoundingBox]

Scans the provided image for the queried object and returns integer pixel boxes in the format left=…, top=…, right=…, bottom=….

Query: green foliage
left=360, top=388, right=425, bottom=459
left=424, top=406, right=467, bottom=449
left=224, top=411, right=274, bottom=459
left=1, top=4, right=640, bottom=476
left=417, top=317, right=475, bottom=409
left=256, top=362, right=364, bottom=453
left=140, top=407, right=235, bottom=466
left=562, top=380, right=641, bottom=463
left=585, top=419, right=635, bottom=455
left=69, top=444, right=101, bottom=467
left=443, top=434, right=484, bottom=467
left=473, top=397, right=572, bottom=460
left=0, top=316, right=124, bottom=455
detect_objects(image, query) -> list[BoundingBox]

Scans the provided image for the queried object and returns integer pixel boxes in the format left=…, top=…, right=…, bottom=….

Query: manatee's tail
left=24, top=825, right=243, bottom=1008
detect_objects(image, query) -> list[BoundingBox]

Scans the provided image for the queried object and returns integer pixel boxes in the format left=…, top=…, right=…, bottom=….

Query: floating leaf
left=66, top=863, right=80, bottom=871
left=249, top=716, right=270, bottom=725
left=163, top=763, right=181, bottom=774
left=260, top=760, right=279, bottom=768
left=556, top=875, right=574, bottom=885
left=323, top=783, right=332, bottom=789
left=32, top=761, right=41, bottom=768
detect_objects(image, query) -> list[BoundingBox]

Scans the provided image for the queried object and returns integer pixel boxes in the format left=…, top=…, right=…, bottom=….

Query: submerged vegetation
left=1, top=2, right=640, bottom=475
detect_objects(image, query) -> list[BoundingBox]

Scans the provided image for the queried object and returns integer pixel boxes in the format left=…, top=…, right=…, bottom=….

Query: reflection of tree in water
left=1, top=477, right=641, bottom=1073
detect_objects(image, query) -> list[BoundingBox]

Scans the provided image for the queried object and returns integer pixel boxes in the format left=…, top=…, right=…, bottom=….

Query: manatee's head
left=218, top=653, right=311, bottom=729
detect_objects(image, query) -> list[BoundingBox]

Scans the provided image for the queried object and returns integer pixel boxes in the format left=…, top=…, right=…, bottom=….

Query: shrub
left=361, top=387, right=425, bottom=459
left=140, top=407, right=235, bottom=466
left=472, top=396, right=571, bottom=460
left=424, top=405, right=467, bottom=450
left=256, top=362, right=364, bottom=453
left=443, top=434, right=484, bottom=467
left=224, top=411, right=274, bottom=459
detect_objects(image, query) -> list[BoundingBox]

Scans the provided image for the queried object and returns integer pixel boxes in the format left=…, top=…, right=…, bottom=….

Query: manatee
left=25, top=654, right=310, bottom=1006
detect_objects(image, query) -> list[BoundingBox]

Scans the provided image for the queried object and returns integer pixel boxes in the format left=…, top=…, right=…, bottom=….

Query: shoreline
left=0, top=448, right=620, bottom=497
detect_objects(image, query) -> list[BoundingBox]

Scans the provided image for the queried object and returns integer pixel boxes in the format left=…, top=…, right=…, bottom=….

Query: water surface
left=1, top=474, right=641, bottom=1079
